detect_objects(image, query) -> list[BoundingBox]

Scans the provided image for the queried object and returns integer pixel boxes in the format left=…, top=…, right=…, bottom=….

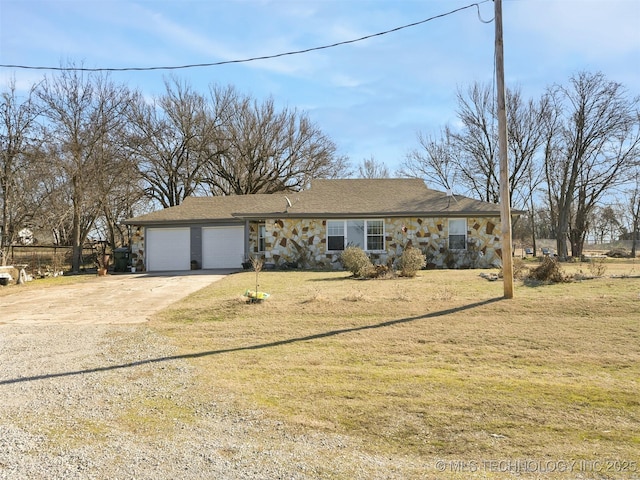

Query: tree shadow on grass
left=0, top=297, right=503, bottom=386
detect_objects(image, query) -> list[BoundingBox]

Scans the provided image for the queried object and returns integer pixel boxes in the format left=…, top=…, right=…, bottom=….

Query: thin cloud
left=1, top=0, right=637, bottom=173
left=509, top=1, right=640, bottom=58
left=330, top=73, right=366, bottom=89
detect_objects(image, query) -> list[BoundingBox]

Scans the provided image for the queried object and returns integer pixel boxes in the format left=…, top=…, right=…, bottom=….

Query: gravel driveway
left=0, top=272, right=420, bottom=479
left=0, top=270, right=233, bottom=325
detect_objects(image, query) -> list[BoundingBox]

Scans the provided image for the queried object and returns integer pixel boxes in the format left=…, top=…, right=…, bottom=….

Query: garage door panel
left=202, top=226, right=244, bottom=269
left=147, top=228, right=190, bottom=271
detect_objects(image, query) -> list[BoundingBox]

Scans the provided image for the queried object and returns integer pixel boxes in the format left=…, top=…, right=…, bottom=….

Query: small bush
left=422, top=246, right=437, bottom=269
left=587, top=257, right=607, bottom=277
left=461, top=240, right=482, bottom=269
left=528, top=256, right=567, bottom=283
left=443, top=248, right=456, bottom=269
left=369, top=264, right=396, bottom=279
left=511, top=258, right=529, bottom=280
left=399, top=247, right=426, bottom=277
left=499, top=258, right=529, bottom=279
left=341, top=246, right=373, bottom=278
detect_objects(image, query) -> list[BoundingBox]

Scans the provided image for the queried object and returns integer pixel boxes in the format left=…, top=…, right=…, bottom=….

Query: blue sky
left=1, top=0, right=639, bottom=173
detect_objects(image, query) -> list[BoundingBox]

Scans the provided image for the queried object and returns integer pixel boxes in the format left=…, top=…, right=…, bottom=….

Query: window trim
left=326, top=219, right=385, bottom=252
left=327, top=221, right=345, bottom=251
left=448, top=218, right=467, bottom=250
left=366, top=219, right=384, bottom=251
left=257, top=222, right=266, bottom=252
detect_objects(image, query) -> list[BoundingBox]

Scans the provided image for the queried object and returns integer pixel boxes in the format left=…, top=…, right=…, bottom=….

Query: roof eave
left=232, top=210, right=508, bottom=219
left=123, top=218, right=244, bottom=226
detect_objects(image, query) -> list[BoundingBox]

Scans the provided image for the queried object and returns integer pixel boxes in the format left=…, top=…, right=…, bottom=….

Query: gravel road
left=0, top=274, right=423, bottom=479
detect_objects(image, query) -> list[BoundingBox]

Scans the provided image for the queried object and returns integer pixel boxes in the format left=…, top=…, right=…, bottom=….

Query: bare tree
left=96, top=157, right=147, bottom=249
left=128, top=78, right=215, bottom=208
left=623, top=169, right=640, bottom=257
left=452, top=83, right=548, bottom=207
left=404, top=83, right=547, bottom=210
left=37, top=68, right=132, bottom=271
left=399, top=130, right=460, bottom=192
left=511, top=92, right=552, bottom=255
left=450, top=83, right=500, bottom=203
left=128, top=82, right=348, bottom=202
left=543, top=71, right=640, bottom=259
left=0, top=80, right=42, bottom=263
left=357, top=156, right=390, bottom=179
left=532, top=205, right=555, bottom=240
left=507, top=89, right=548, bottom=207
left=590, top=205, right=622, bottom=244
left=202, top=90, right=349, bottom=195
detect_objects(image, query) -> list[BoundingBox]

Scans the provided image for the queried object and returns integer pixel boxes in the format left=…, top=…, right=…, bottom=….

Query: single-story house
left=124, top=178, right=516, bottom=272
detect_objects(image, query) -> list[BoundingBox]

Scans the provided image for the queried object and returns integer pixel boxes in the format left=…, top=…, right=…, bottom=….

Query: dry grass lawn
left=152, top=260, right=640, bottom=477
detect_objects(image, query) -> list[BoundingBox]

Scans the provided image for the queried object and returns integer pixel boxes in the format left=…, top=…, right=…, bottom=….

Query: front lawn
left=153, top=266, right=640, bottom=477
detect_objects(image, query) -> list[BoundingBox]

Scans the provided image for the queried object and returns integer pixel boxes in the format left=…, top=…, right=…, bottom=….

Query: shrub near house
left=398, top=247, right=426, bottom=277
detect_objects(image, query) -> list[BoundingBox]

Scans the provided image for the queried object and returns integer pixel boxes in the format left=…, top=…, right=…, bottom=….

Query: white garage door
left=202, top=226, right=244, bottom=269
left=146, top=227, right=190, bottom=271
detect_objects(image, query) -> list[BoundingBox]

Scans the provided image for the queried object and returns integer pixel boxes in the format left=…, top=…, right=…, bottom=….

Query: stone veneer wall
left=260, top=218, right=331, bottom=268
left=258, top=216, right=503, bottom=269
left=130, top=217, right=503, bottom=271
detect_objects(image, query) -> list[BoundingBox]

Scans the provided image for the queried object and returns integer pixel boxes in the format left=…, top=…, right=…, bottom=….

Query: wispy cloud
left=510, top=1, right=640, bottom=58
left=1, top=0, right=637, bottom=171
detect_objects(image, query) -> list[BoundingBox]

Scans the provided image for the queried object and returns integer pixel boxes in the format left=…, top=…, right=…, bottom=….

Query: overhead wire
left=0, top=1, right=493, bottom=73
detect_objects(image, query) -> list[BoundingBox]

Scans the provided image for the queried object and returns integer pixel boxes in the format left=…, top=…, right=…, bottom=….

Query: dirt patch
left=0, top=271, right=232, bottom=325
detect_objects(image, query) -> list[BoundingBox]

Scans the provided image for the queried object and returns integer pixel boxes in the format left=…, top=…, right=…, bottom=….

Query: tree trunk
left=569, top=228, right=583, bottom=259
left=632, top=204, right=639, bottom=258
left=556, top=198, right=570, bottom=260
left=71, top=175, right=83, bottom=273
left=0, top=183, right=7, bottom=265
left=71, top=244, right=82, bottom=273
left=528, top=194, right=537, bottom=256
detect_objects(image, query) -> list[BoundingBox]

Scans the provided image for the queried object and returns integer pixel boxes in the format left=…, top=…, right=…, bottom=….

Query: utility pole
left=494, top=0, right=514, bottom=298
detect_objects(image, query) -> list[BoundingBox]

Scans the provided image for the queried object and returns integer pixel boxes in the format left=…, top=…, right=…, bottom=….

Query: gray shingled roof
left=125, top=179, right=507, bottom=225
left=267, top=178, right=502, bottom=217
left=124, top=194, right=290, bottom=225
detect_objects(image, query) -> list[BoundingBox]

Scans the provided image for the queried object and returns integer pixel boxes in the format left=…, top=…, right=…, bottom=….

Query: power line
left=0, top=1, right=492, bottom=73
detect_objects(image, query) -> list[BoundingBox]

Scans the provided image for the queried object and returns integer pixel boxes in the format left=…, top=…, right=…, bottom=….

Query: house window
left=327, top=220, right=384, bottom=252
left=449, top=218, right=467, bottom=250
left=257, top=223, right=266, bottom=252
left=327, top=221, right=345, bottom=251
left=347, top=220, right=365, bottom=249
left=367, top=220, right=384, bottom=250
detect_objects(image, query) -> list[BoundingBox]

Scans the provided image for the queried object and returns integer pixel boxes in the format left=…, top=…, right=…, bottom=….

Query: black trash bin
left=113, top=247, right=130, bottom=272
